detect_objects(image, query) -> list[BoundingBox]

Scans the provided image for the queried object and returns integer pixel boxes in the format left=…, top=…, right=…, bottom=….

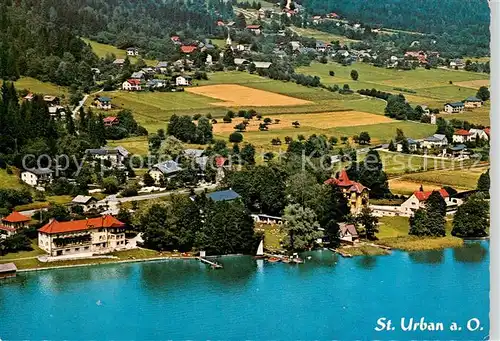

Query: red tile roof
left=246, top=25, right=261, bottom=29
left=180, top=45, right=197, bottom=54
left=324, top=170, right=368, bottom=193
left=38, top=215, right=125, bottom=235
left=171, top=35, right=181, bottom=41
left=454, top=129, right=472, bottom=136
left=103, top=116, right=119, bottom=123
left=126, top=79, right=141, bottom=86
left=215, top=156, right=227, bottom=168
left=2, top=211, right=30, bottom=223
left=414, top=188, right=449, bottom=202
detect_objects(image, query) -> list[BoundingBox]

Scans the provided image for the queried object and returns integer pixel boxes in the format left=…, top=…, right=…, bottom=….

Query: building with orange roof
left=38, top=215, right=126, bottom=257
left=324, top=169, right=369, bottom=214
left=0, top=211, right=31, bottom=238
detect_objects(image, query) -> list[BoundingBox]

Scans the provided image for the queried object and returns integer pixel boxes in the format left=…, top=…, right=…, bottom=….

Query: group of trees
left=133, top=194, right=258, bottom=255
left=166, top=114, right=213, bottom=144
left=384, top=94, right=425, bottom=121
left=105, top=110, right=148, bottom=140
left=409, top=191, right=447, bottom=237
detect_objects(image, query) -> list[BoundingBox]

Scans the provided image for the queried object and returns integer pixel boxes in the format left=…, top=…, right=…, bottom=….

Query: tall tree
left=451, top=194, right=489, bottom=238
left=282, top=204, right=322, bottom=251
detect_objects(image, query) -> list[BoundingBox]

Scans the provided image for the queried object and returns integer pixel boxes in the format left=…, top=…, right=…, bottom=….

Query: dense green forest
left=0, top=0, right=232, bottom=84
left=33, top=0, right=233, bottom=60
left=302, top=0, right=490, bottom=57
left=0, top=0, right=97, bottom=85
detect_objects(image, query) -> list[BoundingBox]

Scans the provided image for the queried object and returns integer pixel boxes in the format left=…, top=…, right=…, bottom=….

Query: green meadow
left=83, top=39, right=158, bottom=66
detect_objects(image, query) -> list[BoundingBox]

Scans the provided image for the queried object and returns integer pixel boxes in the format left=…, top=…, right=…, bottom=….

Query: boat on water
left=282, top=257, right=291, bottom=263
left=292, top=257, right=304, bottom=264
left=255, top=240, right=265, bottom=259
left=267, top=257, right=281, bottom=263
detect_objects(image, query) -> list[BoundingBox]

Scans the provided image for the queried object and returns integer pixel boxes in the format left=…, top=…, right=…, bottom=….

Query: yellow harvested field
left=186, top=84, right=312, bottom=107
left=212, top=111, right=394, bottom=133
left=388, top=179, right=443, bottom=195
left=454, top=79, right=490, bottom=89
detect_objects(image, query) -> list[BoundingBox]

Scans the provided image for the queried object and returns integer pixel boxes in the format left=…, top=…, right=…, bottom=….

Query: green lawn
left=376, top=216, right=463, bottom=251
left=292, top=26, right=360, bottom=45
left=0, top=240, right=46, bottom=261
left=297, top=62, right=489, bottom=106
left=438, top=103, right=491, bottom=126
left=0, top=168, right=24, bottom=190
left=397, top=166, right=488, bottom=190
left=14, top=77, right=69, bottom=98
left=83, top=39, right=158, bottom=66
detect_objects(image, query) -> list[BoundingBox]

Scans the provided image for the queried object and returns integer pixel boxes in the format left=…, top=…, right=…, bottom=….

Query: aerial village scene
left=0, top=0, right=491, bottom=339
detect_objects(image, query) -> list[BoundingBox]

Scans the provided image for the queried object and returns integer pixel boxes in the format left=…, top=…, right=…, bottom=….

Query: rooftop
left=414, top=188, right=449, bottom=202
left=39, top=215, right=125, bottom=235
left=2, top=211, right=30, bottom=223
left=207, top=189, right=241, bottom=202
left=152, top=160, right=182, bottom=175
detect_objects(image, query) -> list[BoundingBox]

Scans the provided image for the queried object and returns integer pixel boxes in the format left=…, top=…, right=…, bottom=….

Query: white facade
left=444, top=103, right=464, bottom=113
left=38, top=227, right=126, bottom=257
left=21, top=171, right=52, bottom=187
left=469, top=129, right=489, bottom=141
left=176, top=76, right=191, bottom=86
left=122, top=81, right=141, bottom=91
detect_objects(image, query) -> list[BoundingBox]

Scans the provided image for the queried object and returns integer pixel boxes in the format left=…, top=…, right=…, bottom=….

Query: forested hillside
left=301, top=0, right=490, bottom=56
left=32, top=0, right=233, bottom=60
left=0, top=0, right=232, bottom=84
left=0, top=0, right=96, bottom=85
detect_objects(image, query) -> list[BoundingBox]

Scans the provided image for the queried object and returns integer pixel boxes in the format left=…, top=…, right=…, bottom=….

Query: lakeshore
left=0, top=243, right=489, bottom=340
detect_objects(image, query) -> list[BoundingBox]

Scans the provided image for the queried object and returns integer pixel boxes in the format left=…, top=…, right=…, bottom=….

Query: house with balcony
left=38, top=215, right=127, bottom=257
left=0, top=212, right=30, bottom=239
left=324, top=170, right=369, bottom=215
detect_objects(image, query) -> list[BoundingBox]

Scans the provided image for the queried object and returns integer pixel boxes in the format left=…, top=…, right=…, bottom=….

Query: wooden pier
left=329, top=248, right=353, bottom=258
left=197, top=257, right=223, bottom=269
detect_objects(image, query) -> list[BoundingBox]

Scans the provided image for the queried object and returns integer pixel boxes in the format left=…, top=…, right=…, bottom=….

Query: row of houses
left=443, top=97, right=483, bottom=114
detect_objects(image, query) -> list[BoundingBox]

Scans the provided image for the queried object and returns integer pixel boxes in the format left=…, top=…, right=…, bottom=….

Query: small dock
left=329, top=248, right=353, bottom=258
left=0, top=263, right=18, bottom=279
left=197, top=257, right=223, bottom=269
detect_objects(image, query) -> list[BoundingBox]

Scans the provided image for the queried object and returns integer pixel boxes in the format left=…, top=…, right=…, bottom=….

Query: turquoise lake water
left=0, top=241, right=489, bottom=340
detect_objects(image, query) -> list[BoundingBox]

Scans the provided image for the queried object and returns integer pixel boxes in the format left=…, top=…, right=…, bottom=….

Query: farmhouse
left=156, top=61, right=169, bottom=73
left=444, top=102, right=465, bottom=113
left=149, top=160, right=182, bottom=184
left=339, top=223, right=359, bottom=244
left=43, top=95, right=60, bottom=106
left=38, top=215, right=127, bottom=257
left=324, top=170, right=369, bottom=215
left=180, top=45, right=197, bottom=54
left=130, top=71, right=145, bottom=80
left=122, top=79, right=142, bottom=91
left=171, top=35, right=182, bottom=44
left=464, top=96, right=483, bottom=108
left=71, top=195, right=99, bottom=213
left=146, top=79, right=168, bottom=89
left=422, top=134, right=448, bottom=148
left=469, top=128, right=489, bottom=141
left=396, top=138, right=419, bottom=152
left=0, top=211, right=30, bottom=239
left=113, top=58, right=125, bottom=67
left=95, top=96, right=111, bottom=110
left=447, top=144, right=469, bottom=159
left=85, top=147, right=130, bottom=168
left=176, top=75, right=192, bottom=86
left=400, top=188, right=462, bottom=215
left=449, top=59, right=465, bottom=69
left=103, top=116, right=119, bottom=126
left=453, top=129, right=475, bottom=143
left=126, top=47, right=139, bottom=56
left=21, top=168, right=53, bottom=187
left=316, top=41, right=328, bottom=52
left=246, top=24, right=262, bottom=35
left=253, top=61, right=273, bottom=70
left=234, top=58, right=250, bottom=66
